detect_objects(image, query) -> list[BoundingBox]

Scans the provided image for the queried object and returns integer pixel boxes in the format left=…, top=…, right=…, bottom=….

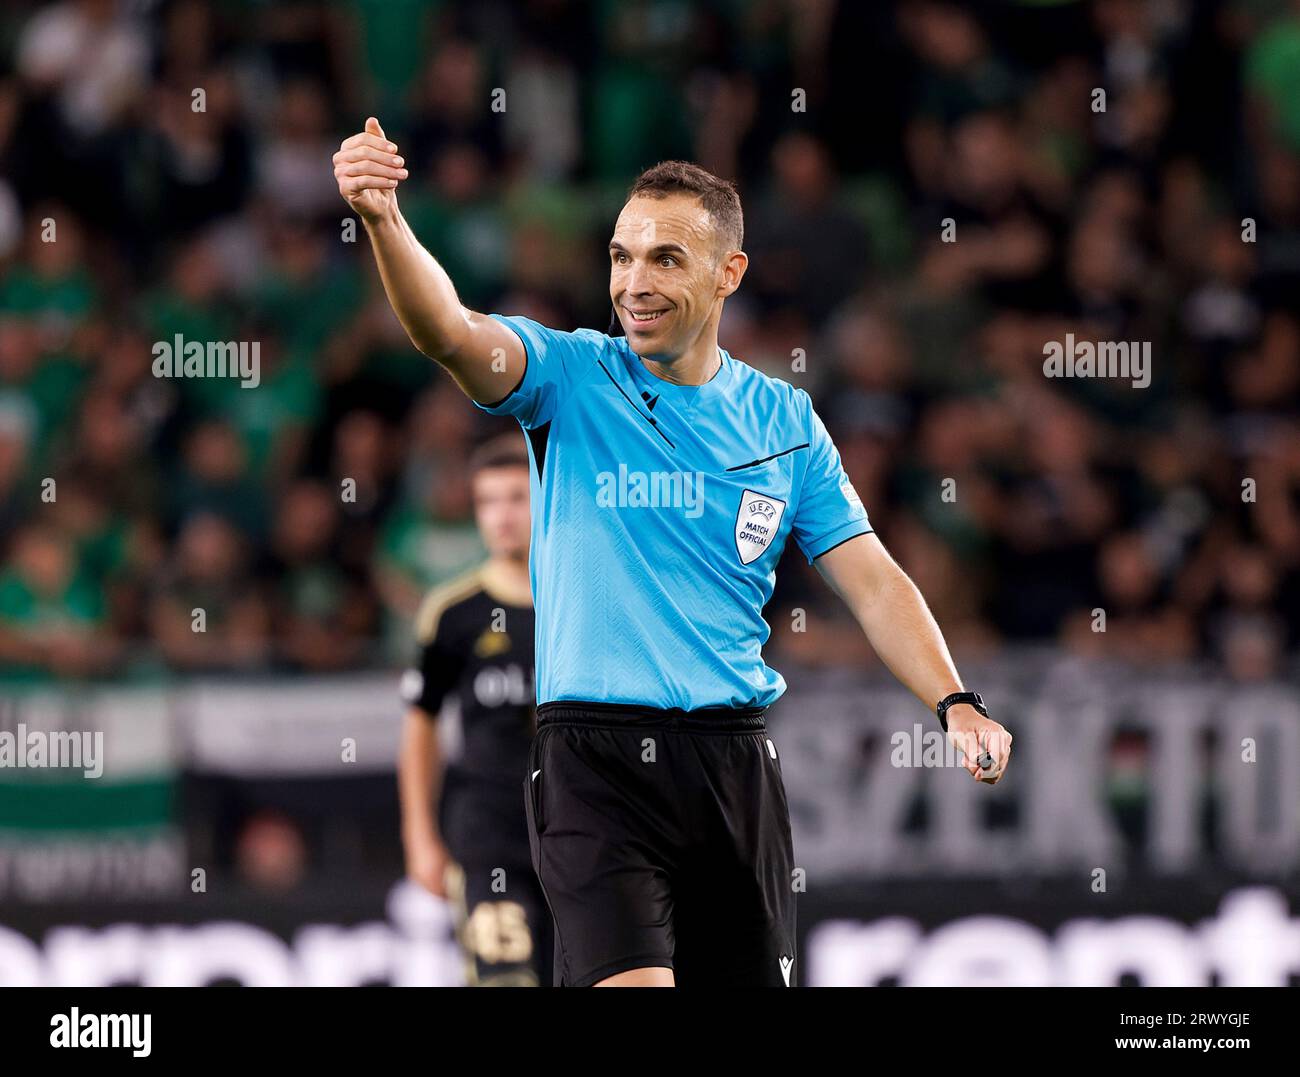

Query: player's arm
left=334, top=117, right=525, bottom=404
left=814, top=532, right=1012, bottom=783
left=397, top=705, right=453, bottom=897
left=396, top=596, right=466, bottom=898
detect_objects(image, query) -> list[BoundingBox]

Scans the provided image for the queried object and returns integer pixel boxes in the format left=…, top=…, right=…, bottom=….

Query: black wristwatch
left=936, top=691, right=988, bottom=733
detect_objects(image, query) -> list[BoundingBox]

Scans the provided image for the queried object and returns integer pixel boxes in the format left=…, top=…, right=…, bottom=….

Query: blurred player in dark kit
left=397, top=434, right=551, bottom=986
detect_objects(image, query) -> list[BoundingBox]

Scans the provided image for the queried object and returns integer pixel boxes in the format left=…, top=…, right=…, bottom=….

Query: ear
left=717, top=250, right=749, bottom=298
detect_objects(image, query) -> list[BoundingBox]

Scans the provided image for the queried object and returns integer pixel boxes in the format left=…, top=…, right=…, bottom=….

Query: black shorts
left=522, top=701, right=797, bottom=987
left=444, top=860, right=553, bottom=987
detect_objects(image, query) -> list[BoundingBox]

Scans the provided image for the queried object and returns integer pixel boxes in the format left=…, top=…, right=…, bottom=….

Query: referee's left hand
left=945, top=705, right=1012, bottom=785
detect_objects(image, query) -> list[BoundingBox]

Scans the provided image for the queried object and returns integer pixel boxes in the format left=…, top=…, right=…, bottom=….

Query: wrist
left=401, top=821, right=439, bottom=847
left=361, top=200, right=402, bottom=233
left=935, top=690, right=988, bottom=732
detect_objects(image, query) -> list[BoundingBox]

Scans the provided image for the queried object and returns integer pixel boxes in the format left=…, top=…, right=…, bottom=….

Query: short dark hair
left=469, top=433, right=530, bottom=478
left=627, top=161, right=743, bottom=255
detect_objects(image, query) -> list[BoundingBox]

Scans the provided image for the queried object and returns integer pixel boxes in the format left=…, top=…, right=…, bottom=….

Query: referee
left=338, top=118, right=1013, bottom=987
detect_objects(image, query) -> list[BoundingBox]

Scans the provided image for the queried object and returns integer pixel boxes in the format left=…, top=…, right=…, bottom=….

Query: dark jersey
left=401, top=565, right=536, bottom=868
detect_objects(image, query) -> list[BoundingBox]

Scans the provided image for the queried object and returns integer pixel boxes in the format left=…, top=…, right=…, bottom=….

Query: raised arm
left=334, top=117, right=525, bottom=403
left=814, top=531, right=1013, bottom=783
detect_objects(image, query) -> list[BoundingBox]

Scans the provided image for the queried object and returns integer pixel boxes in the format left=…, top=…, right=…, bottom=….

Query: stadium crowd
left=0, top=0, right=1297, bottom=684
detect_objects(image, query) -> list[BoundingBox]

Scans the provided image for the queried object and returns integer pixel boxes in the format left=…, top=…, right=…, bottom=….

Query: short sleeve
left=474, top=314, right=606, bottom=429
left=400, top=598, right=465, bottom=718
left=791, top=392, right=872, bottom=563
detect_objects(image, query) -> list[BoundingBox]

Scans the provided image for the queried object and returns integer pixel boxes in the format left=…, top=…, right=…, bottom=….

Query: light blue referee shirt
left=476, top=315, right=872, bottom=710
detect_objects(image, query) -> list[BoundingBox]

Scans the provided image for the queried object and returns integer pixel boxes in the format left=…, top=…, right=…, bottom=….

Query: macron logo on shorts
left=779, top=955, right=793, bottom=986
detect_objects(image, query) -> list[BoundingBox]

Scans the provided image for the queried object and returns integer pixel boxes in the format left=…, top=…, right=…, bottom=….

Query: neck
left=482, top=554, right=532, bottom=607
left=641, top=321, right=722, bottom=386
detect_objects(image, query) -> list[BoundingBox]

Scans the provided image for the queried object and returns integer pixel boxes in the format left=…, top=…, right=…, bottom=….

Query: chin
left=626, top=333, right=669, bottom=359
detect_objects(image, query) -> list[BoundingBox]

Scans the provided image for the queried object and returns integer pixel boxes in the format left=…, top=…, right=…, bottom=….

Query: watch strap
left=936, top=691, right=988, bottom=733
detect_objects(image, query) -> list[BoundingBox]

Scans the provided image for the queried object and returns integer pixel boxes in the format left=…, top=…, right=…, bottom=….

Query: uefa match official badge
left=735, top=489, right=787, bottom=564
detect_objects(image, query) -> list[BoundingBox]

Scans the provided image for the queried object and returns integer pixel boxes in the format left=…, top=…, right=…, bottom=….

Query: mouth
left=622, top=306, right=670, bottom=330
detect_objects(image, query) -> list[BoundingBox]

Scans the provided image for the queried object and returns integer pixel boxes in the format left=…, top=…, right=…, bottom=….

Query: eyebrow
left=609, top=240, right=689, bottom=257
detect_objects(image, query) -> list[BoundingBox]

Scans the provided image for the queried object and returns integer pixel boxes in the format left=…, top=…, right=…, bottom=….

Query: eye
left=658, top=255, right=678, bottom=268
left=611, top=251, right=628, bottom=265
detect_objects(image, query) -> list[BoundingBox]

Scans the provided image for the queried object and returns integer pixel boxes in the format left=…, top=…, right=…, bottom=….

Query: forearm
left=818, top=533, right=1010, bottom=780
left=851, top=563, right=964, bottom=710
left=337, top=119, right=522, bottom=400
left=364, top=206, right=472, bottom=362
left=397, top=709, right=445, bottom=846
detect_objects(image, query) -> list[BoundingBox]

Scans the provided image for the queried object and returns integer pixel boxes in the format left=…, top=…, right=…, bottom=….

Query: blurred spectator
left=16, top=0, right=146, bottom=133
left=747, top=132, right=871, bottom=326
left=259, top=479, right=378, bottom=671
left=233, top=808, right=308, bottom=892
left=0, top=521, right=113, bottom=681
left=147, top=511, right=269, bottom=672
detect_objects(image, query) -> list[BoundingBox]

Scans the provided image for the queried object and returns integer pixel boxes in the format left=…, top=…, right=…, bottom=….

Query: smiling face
left=609, top=192, right=746, bottom=361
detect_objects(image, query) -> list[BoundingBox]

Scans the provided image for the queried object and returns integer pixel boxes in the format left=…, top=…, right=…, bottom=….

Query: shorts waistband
left=536, top=700, right=767, bottom=732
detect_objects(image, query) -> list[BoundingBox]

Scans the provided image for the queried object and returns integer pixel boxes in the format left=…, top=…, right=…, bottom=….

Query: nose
left=624, top=260, right=654, bottom=296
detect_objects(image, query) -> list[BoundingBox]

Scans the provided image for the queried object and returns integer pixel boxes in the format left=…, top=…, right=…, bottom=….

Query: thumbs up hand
left=333, top=116, right=408, bottom=223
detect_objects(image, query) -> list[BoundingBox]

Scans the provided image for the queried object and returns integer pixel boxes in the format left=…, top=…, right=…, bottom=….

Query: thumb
left=365, top=115, right=387, bottom=141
